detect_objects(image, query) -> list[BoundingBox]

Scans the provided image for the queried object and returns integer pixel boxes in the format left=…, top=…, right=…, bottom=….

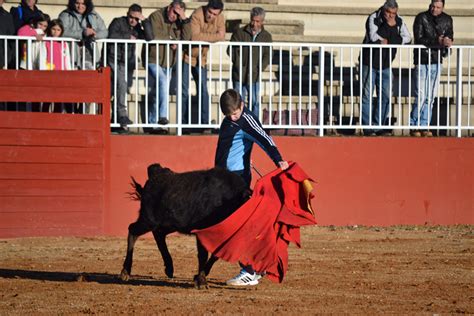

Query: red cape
left=193, top=162, right=317, bottom=283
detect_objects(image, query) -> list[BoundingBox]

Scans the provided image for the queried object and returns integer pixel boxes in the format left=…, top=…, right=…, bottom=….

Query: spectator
left=59, top=0, right=107, bottom=70
left=182, top=0, right=225, bottom=128
left=10, top=0, right=44, bottom=33
left=17, top=13, right=48, bottom=112
left=215, top=89, right=289, bottom=286
left=41, top=19, right=73, bottom=113
left=43, top=19, right=72, bottom=71
left=0, top=0, right=15, bottom=70
left=360, top=0, right=411, bottom=136
left=107, top=4, right=146, bottom=131
left=410, top=0, right=453, bottom=137
left=17, top=13, right=48, bottom=70
left=229, top=7, right=272, bottom=118
left=143, top=0, right=191, bottom=134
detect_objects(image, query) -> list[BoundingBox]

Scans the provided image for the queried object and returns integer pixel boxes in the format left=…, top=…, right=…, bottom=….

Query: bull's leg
left=120, top=221, right=151, bottom=281
left=194, top=237, right=209, bottom=289
left=204, top=255, right=219, bottom=276
left=152, top=230, right=174, bottom=278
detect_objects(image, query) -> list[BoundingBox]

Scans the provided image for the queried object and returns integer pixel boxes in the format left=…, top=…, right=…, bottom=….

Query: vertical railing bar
left=309, top=46, right=313, bottom=126
left=456, top=48, right=463, bottom=137
left=318, top=45, right=325, bottom=136
left=339, top=47, right=343, bottom=126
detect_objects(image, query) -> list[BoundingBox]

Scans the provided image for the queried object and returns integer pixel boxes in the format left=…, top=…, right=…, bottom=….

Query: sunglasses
left=128, top=15, right=140, bottom=22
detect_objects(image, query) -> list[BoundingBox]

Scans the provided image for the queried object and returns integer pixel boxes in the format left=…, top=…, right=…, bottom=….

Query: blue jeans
left=181, top=62, right=209, bottom=124
left=233, top=81, right=260, bottom=118
left=410, top=64, right=441, bottom=127
left=361, top=65, right=391, bottom=134
left=109, top=62, right=134, bottom=119
left=148, top=63, right=170, bottom=124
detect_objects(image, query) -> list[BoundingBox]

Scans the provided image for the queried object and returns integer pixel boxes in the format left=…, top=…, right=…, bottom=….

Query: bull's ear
left=148, top=163, right=163, bottom=179
left=148, top=163, right=174, bottom=180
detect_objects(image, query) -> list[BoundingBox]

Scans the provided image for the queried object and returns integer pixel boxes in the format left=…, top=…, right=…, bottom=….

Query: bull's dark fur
left=120, top=163, right=250, bottom=288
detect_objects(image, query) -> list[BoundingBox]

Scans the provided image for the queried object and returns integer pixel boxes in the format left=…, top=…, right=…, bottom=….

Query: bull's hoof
left=120, top=268, right=130, bottom=281
left=164, top=266, right=174, bottom=278
left=193, top=273, right=209, bottom=290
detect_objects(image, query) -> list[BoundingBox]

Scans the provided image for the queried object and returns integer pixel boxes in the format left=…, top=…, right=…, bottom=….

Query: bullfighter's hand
left=279, top=161, right=289, bottom=171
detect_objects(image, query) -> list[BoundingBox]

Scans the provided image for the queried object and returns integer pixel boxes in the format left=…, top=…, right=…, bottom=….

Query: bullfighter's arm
left=241, top=112, right=283, bottom=166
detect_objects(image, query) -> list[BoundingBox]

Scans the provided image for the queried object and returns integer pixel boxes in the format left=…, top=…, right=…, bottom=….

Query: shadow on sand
left=0, top=268, right=233, bottom=289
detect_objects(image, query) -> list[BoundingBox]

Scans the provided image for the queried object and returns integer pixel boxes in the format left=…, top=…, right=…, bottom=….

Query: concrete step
left=226, top=19, right=304, bottom=36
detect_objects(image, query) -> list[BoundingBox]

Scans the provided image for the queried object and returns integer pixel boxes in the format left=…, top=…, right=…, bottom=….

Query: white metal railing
left=1, top=35, right=472, bottom=137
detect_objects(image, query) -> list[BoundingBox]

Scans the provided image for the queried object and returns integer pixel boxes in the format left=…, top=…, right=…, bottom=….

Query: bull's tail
left=128, top=177, right=143, bottom=201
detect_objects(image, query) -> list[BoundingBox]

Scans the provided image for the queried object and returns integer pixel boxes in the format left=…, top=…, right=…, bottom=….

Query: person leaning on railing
left=228, top=7, right=272, bottom=119
left=17, top=13, right=48, bottom=71
left=0, top=0, right=15, bottom=70
left=0, top=0, right=15, bottom=111
left=409, top=0, right=453, bottom=137
left=359, top=0, right=411, bottom=136
left=182, top=0, right=225, bottom=129
left=106, top=3, right=146, bottom=131
left=59, top=0, right=107, bottom=115
left=142, top=0, right=191, bottom=135
left=59, top=0, right=107, bottom=70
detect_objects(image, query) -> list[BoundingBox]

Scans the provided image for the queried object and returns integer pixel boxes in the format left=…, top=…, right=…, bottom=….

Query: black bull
left=120, top=163, right=250, bottom=288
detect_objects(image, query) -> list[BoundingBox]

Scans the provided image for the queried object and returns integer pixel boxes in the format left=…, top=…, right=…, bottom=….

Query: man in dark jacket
left=410, top=0, right=453, bottom=137
left=229, top=7, right=272, bottom=118
left=0, top=0, right=15, bottom=70
left=360, top=0, right=411, bottom=136
left=107, top=4, right=146, bottom=129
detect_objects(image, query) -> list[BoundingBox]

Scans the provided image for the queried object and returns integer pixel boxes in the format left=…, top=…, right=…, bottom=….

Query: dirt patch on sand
left=0, top=226, right=472, bottom=314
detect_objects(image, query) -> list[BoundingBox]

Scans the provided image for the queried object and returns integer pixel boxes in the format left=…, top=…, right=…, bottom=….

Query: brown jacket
left=145, top=7, right=192, bottom=68
left=184, top=6, right=225, bottom=67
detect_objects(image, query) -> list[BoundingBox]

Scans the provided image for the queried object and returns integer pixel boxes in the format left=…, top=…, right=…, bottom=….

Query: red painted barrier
left=0, top=68, right=471, bottom=238
left=107, top=136, right=474, bottom=236
left=0, top=69, right=111, bottom=238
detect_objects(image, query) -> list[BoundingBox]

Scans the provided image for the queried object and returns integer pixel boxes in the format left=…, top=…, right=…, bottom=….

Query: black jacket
left=0, top=7, right=15, bottom=69
left=413, top=9, right=454, bottom=65
left=10, top=4, right=44, bottom=32
left=361, top=7, right=411, bottom=69
left=106, top=16, right=145, bottom=66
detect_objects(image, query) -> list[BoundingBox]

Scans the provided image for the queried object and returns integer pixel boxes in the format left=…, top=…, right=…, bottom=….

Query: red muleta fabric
left=192, top=162, right=317, bottom=283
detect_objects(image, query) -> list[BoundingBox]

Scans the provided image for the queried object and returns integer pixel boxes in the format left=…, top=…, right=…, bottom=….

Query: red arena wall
left=106, top=136, right=474, bottom=236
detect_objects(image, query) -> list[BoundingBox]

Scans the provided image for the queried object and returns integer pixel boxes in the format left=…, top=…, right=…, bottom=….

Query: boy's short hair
left=220, top=89, right=241, bottom=116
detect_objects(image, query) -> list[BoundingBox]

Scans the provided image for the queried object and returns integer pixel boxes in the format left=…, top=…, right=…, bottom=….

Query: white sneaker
left=226, top=269, right=259, bottom=286
left=255, top=272, right=265, bottom=281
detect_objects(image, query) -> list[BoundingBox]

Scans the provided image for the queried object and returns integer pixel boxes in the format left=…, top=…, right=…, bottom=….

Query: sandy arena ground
left=0, top=225, right=472, bottom=314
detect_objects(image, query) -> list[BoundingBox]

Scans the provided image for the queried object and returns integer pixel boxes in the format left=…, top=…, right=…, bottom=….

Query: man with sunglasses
left=143, top=0, right=191, bottom=134
left=106, top=4, right=146, bottom=132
